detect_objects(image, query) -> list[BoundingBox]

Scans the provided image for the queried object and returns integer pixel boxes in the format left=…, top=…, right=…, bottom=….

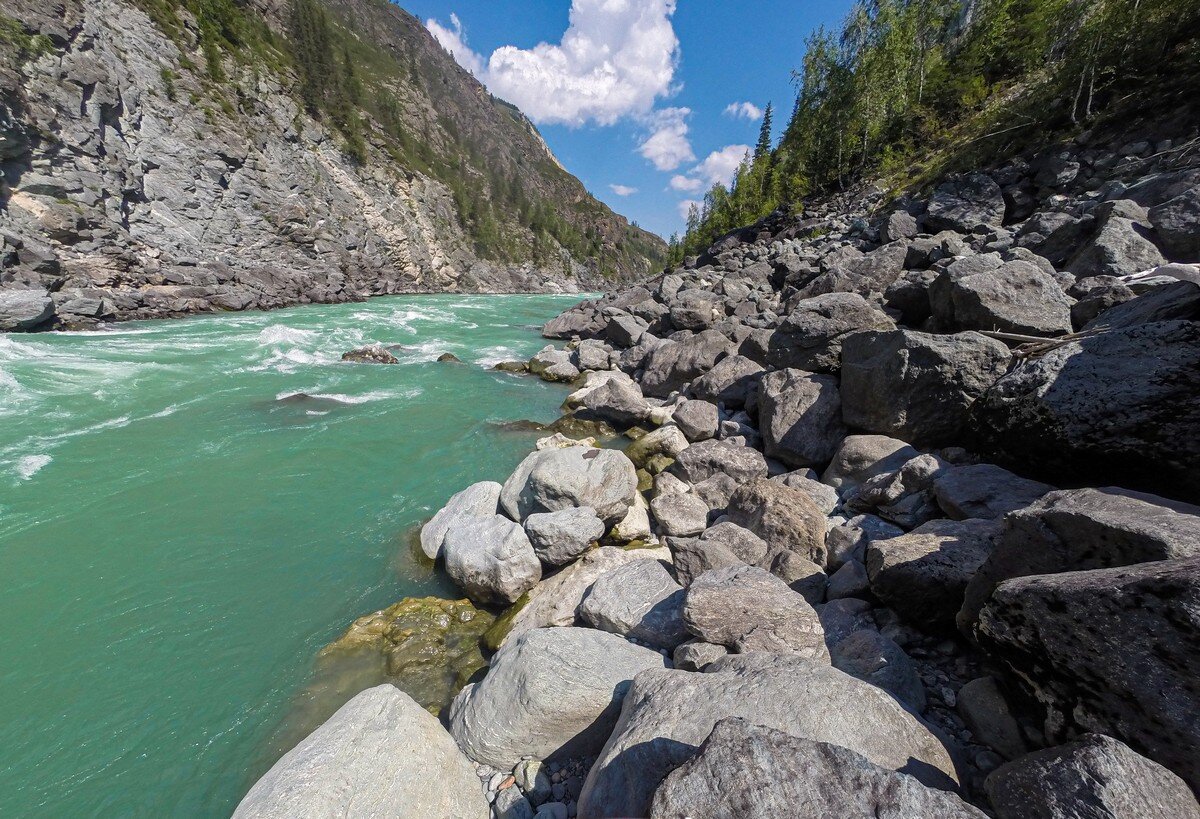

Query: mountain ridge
left=0, top=0, right=665, bottom=330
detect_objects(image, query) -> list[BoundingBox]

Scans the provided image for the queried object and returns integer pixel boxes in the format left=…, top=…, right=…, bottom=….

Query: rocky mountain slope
left=0, top=0, right=664, bottom=330
left=234, top=104, right=1200, bottom=817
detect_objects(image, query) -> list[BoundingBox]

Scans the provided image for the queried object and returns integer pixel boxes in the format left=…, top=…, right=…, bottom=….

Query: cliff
left=0, top=0, right=665, bottom=329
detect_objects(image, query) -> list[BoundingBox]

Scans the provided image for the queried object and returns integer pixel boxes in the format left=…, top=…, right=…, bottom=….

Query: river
left=0, top=293, right=582, bottom=817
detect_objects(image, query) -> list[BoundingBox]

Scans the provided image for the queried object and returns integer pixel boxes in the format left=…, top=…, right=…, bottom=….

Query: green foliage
left=671, top=0, right=1200, bottom=261
left=0, top=14, right=54, bottom=63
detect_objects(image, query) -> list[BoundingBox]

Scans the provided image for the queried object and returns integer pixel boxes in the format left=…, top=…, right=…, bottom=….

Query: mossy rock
left=481, top=591, right=531, bottom=652
left=320, top=596, right=495, bottom=714
left=493, top=361, right=529, bottom=374
left=543, top=414, right=615, bottom=440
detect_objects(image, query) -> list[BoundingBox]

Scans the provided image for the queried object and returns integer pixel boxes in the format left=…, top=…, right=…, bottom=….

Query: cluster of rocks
left=237, top=129, right=1200, bottom=818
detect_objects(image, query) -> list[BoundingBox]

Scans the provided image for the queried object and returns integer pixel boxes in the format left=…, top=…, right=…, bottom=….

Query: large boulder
left=577, top=654, right=961, bottom=818
left=578, top=558, right=690, bottom=650
left=0, top=288, right=55, bottom=332
left=829, top=629, right=927, bottom=711
left=234, top=685, right=488, bottom=819
left=683, top=566, right=829, bottom=660
left=572, top=377, right=649, bottom=428
left=971, top=321, right=1200, bottom=499
left=726, top=478, right=828, bottom=566
left=669, top=439, right=768, bottom=484
left=448, top=627, right=668, bottom=770
left=924, top=172, right=1007, bottom=233
left=543, top=304, right=605, bottom=339
left=758, top=369, right=848, bottom=468
left=420, top=481, right=503, bottom=561
left=641, top=330, right=734, bottom=398
left=841, top=329, right=1010, bottom=447
left=866, top=518, right=1002, bottom=631
left=1149, top=186, right=1200, bottom=260
left=443, top=515, right=542, bottom=605
left=932, top=464, right=1054, bottom=520
left=671, top=399, right=719, bottom=442
left=959, top=487, right=1200, bottom=630
left=1065, top=213, right=1167, bottom=278
left=523, top=507, right=605, bottom=567
left=650, top=491, right=710, bottom=537
left=650, top=719, right=985, bottom=819
left=766, top=293, right=895, bottom=372
left=985, top=733, right=1200, bottom=819
left=500, top=445, right=638, bottom=525
left=821, top=435, right=921, bottom=494
left=974, top=557, right=1200, bottom=789
left=930, top=255, right=1073, bottom=336
left=493, top=545, right=671, bottom=648
left=1083, top=280, right=1200, bottom=331
left=688, top=354, right=764, bottom=408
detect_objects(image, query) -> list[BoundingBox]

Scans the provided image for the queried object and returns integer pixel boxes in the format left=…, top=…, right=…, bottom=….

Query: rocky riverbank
left=236, top=121, right=1200, bottom=819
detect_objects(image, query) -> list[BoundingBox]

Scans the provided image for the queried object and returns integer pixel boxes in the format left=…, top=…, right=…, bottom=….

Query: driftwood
left=978, top=329, right=1105, bottom=362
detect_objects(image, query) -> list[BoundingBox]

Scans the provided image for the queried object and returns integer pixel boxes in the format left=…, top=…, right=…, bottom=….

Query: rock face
left=420, top=481, right=503, bottom=561
left=442, top=515, right=541, bottom=605
left=234, top=685, right=488, bottom=819
left=0, top=0, right=661, bottom=329
left=501, top=446, right=639, bottom=526
left=650, top=719, right=984, bottom=819
left=975, top=557, right=1200, bottom=789
left=758, top=369, right=848, bottom=468
left=841, top=330, right=1010, bottom=447
left=683, top=566, right=829, bottom=661
left=986, top=734, right=1200, bottom=819
left=448, top=627, right=667, bottom=770
left=971, top=321, right=1200, bottom=500
left=577, top=655, right=960, bottom=818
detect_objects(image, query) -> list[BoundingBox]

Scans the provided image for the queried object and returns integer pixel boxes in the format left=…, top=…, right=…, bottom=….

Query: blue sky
left=397, top=0, right=852, bottom=238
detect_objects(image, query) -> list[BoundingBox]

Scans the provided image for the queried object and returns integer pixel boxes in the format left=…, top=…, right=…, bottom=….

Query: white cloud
left=609, top=184, right=638, bottom=197
left=677, top=199, right=702, bottom=220
left=638, top=107, right=694, bottom=172
left=425, top=13, right=486, bottom=77
left=428, top=1, right=681, bottom=128
left=694, top=144, right=752, bottom=187
left=669, top=175, right=703, bottom=193
left=723, top=101, right=764, bottom=121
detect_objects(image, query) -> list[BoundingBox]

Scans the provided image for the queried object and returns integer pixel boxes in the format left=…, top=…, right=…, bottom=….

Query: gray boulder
left=1149, top=186, right=1200, bottom=260
left=0, top=288, right=55, bottom=332
left=822, top=435, right=921, bottom=494
left=829, top=629, right=927, bottom=711
left=758, top=369, right=847, bottom=468
left=669, top=439, right=768, bottom=484
left=577, top=654, right=961, bottom=818
left=1083, top=280, right=1200, bottom=331
left=443, top=515, right=542, bottom=605
left=641, top=330, right=734, bottom=398
left=925, top=172, right=1006, bottom=233
left=826, top=559, right=870, bottom=600
left=986, top=733, right=1200, bottom=819
left=931, top=255, right=1073, bottom=336
left=866, top=518, right=1002, bottom=631
left=826, top=514, right=906, bottom=571
left=650, top=718, right=984, bottom=819
left=847, top=453, right=950, bottom=530
left=1066, top=212, right=1166, bottom=278
left=524, top=507, right=605, bottom=567
left=841, top=330, right=1010, bottom=447
left=766, top=293, right=895, bottom=373
left=234, top=685, right=488, bottom=819
left=726, top=478, right=828, bottom=566
left=932, top=464, right=1054, bottom=520
left=959, top=487, right=1200, bottom=630
left=420, top=481, right=503, bottom=561
left=500, top=446, right=638, bottom=525
left=572, top=378, right=648, bottom=428
left=683, top=565, right=829, bottom=660
left=650, top=491, right=710, bottom=537
left=688, top=354, right=764, bottom=408
left=971, top=321, right=1200, bottom=499
left=671, top=640, right=728, bottom=671
left=671, top=399, right=718, bottom=442
left=669, top=537, right=746, bottom=588
left=578, top=558, right=690, bottom=650
left=975, top=557, right=1200, bottom=789
left=698, top=522, right=770, bottom=565
left=772, top=472, right=840, bottom=514
left=448, top=627, right=668, bottom=770
left=956, top=676, right=1028, bottom=760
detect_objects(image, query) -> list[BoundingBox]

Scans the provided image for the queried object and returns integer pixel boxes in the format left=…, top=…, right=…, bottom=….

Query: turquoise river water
left=0, top=294, right=584, bottom=817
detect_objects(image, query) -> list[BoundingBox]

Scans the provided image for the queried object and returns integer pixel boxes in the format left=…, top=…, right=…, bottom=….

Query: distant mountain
left=0, top=0, right=665, bottom=329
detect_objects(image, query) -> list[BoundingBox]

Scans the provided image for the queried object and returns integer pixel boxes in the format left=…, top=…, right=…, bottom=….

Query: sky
left=398, top=0, right=853, bottom=239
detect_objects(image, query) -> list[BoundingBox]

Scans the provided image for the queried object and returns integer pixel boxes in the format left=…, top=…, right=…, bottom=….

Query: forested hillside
left=671, top=0, right=1200, bottom=262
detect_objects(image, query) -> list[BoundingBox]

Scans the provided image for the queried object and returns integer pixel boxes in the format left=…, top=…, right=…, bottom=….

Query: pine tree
left=754, top=102, right=774, bottom=162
